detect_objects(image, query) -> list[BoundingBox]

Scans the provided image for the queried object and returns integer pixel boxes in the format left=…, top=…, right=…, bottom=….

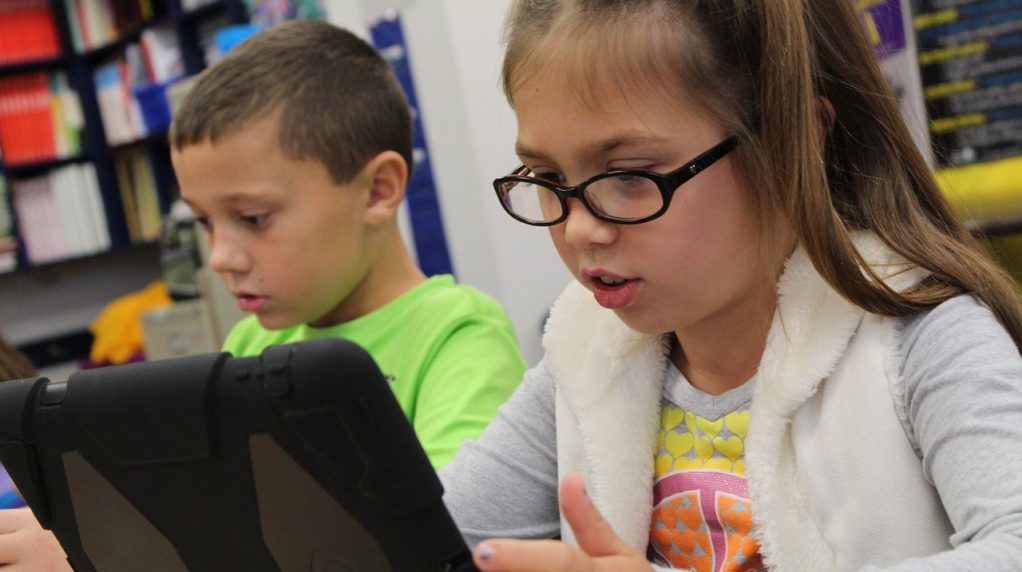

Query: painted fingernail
left=478, top=544, right=495, bottom=561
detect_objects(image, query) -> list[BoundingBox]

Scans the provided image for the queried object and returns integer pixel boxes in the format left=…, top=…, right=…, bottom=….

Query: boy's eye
left=240, top=213, right=269, bottom=227
left=194, top=216, right=211, bottom=230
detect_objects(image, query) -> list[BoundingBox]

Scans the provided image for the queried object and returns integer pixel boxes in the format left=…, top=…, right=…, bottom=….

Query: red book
left=0, top=0, right=59, bottom=63
left=24, top=0, right=61, bottom=59
left=0, top=75, right=24, bottom=161
left=0, top=72, right=56, bottom=164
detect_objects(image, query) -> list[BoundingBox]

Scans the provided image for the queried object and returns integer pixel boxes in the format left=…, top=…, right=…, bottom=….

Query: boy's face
left=173, top=117, right=377, bottom=330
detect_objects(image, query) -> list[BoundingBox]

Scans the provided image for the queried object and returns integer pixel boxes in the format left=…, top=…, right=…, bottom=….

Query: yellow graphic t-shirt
left=649, top=367, right=765, bottom=572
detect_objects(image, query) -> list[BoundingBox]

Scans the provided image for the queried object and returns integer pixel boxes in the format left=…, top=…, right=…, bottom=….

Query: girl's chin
left=610, top=307, right=675, bottom=337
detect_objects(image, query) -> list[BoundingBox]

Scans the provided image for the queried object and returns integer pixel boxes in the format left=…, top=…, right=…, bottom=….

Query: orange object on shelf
left=89, top=280, right=171, bottom=365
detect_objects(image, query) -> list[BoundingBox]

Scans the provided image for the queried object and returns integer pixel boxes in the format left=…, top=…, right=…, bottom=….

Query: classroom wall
left=324, top=0, right=572, bottom=364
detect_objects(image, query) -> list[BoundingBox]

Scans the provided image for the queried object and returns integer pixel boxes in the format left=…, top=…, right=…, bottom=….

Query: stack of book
left=0, top=0, right=61, bottom=64
left=0, top=71, right=84, bottom=166
left=95, top=27, right=182, bottom=145
left=10, top=163, right=111, bottom=265
left=63, top=0, right=162, bottom=52
left=114, top=150, right=161, bottom=242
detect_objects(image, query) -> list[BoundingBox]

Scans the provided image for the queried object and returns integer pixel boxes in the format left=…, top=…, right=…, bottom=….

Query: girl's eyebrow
left=515, top=131, right=676, bottom=162
left=514, top=142, right=546, bottom=161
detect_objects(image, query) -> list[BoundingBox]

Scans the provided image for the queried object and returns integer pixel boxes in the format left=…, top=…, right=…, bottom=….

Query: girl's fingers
left=559, top=473, right=634, bottom=558
left=473, top=538, right=585, bottom=572
left=472, top=474, right=645, bottom=572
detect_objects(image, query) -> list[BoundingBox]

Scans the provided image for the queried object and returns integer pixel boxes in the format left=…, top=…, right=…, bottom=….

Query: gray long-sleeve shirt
left=440, top=295, right=1022, bottom=571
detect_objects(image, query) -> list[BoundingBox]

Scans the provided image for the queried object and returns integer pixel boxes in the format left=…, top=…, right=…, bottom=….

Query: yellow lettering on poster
left=919, top=41, right=989, bottom=65
left=931, top=113, right=986, bottom=133
left=925, top=80, right=976, bottom=99
left=914, top=9, right=958, bottom=30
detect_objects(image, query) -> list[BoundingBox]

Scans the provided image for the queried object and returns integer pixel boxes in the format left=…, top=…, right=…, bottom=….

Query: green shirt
left=222, top=275, right=525, bottom=468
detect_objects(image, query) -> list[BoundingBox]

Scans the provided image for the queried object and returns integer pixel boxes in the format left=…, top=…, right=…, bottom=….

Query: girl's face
left=512, top=68, right=789, bottom=339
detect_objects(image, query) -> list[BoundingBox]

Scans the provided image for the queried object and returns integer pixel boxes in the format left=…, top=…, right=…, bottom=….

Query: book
left=79, top=163, right=111, bottom=252
left=0, top=177, right=16, bottom=273
left=65, top=0, right=167, bottom=52
left=112, top=150, right=163, bottom=243
left=114, top=154, right=141, bottom=241
left=0, top=0, right=61, bottom=64
left=0, top=71, right=82, bottom=165
left=95, top=62, right=136, bottom=145
left=10, top=164, right=112, bottom=264
left=12, top=175, right=49, bottom=263
left=140, top=25, right=183, bottom=84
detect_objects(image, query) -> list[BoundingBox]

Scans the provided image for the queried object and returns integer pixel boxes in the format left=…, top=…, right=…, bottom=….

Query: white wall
left=324, top=0, right=571, bottom=364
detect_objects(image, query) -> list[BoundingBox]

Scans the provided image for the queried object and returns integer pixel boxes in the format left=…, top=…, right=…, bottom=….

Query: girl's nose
left=562, top=198, right=617, bottom=248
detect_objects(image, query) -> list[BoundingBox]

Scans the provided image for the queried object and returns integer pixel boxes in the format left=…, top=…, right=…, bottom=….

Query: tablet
left=0, top=338, right=477, bottom=572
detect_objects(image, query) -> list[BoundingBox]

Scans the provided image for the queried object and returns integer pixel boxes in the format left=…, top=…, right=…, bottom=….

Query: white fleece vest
left=542, top=236, right=954, bottom=571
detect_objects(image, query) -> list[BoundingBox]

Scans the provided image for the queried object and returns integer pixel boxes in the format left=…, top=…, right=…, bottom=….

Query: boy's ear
left=361, top=150, right=409, bottom=226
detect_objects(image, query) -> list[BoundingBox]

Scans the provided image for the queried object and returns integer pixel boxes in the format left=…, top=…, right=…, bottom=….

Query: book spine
left=0, top=0, right=60, bottom=64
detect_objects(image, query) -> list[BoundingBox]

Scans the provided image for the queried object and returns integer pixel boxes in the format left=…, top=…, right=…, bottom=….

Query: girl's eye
left=533, top=171, right=564, bottom=185
left=194, top=216, right=211, bottom=230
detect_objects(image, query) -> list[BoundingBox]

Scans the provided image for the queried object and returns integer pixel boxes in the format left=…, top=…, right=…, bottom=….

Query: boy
left=170, top=20, right=526, bottom=469
left=0, top=20, right=525, bottom=570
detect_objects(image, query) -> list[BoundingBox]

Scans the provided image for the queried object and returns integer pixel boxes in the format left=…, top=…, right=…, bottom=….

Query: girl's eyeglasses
left=492, top=136, right=739, bottom=226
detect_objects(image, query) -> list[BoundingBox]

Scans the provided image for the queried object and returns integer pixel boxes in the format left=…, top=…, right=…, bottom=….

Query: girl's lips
left=589, top=276, right=640, bottom=309
left=236, top=294, right=269, bottom=312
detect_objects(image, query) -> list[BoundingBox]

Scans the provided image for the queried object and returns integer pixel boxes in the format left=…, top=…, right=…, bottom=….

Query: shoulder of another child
left=429, top=278, right=510, bottom=320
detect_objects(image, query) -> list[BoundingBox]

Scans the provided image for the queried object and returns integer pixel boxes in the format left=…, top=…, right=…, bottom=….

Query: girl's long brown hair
left=502, top=0, right=1022, bottom=348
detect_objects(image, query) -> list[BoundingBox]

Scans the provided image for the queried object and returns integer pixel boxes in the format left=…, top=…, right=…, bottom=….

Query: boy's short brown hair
left=171, top=20, right=413, bottom=184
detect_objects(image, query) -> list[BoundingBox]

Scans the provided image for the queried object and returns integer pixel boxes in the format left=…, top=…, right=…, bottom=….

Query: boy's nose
left=207, top=237, right=251, bottom=275
left=562, top=198, right=617, bottom=248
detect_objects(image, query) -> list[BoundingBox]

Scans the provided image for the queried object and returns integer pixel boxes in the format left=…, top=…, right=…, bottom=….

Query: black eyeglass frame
left=493, top=136, right=740, bottom=226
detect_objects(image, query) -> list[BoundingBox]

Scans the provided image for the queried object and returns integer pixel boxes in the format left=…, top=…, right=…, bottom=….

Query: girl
left=439, top=1, right=1022, bottom=571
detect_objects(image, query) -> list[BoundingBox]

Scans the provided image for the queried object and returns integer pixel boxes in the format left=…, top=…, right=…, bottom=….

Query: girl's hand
left=0, top=507, right=72, bottom=571
left=472, top=473, right=653, bottom=572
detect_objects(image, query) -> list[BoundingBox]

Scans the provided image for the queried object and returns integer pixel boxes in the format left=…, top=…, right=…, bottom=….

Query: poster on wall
left=913, top=0, right=1022, bottom=166
left=369, top=12, right=453, bottom=276
left=858, top=0, right=934, bottom=163
left=910, top=0, right=1022, bottom=228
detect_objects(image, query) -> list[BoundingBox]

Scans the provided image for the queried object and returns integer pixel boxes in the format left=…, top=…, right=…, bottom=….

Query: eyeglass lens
left=501, top=174, right=663, bottom=223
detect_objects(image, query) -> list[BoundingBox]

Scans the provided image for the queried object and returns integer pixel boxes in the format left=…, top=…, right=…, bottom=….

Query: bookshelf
left=0, top=0, right=249, bottom=273
left=0, top=0, right=250, bottom=365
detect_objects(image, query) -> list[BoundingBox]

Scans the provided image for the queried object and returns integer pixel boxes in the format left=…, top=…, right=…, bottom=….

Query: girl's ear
left=816, top=97, right=836, bottom=151
left=362, top=150, right=409, bottom=226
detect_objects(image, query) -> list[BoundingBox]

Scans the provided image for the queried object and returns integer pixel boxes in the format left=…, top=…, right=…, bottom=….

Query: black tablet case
left=0, top=338, right=477, bottom=572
